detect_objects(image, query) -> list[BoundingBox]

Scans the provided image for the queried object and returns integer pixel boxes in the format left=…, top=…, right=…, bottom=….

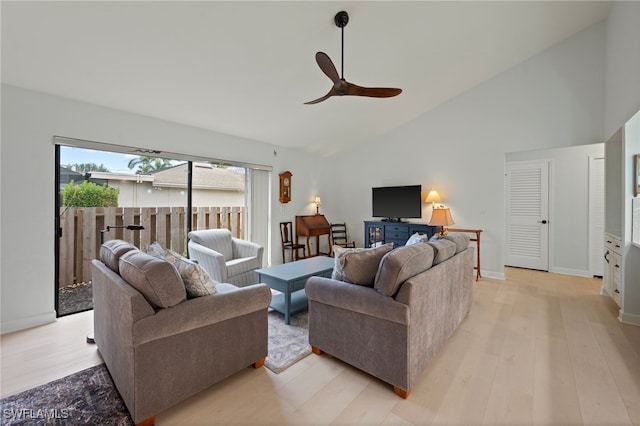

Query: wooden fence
left=59, top=206, right=244, bottom=286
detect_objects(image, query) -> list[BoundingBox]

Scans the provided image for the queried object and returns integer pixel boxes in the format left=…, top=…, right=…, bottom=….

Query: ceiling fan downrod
left=335, top=11, right=349, bottom=79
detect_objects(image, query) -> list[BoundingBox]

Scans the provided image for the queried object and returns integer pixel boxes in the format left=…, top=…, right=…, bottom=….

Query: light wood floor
left=2, top=268, right=639, bottom=425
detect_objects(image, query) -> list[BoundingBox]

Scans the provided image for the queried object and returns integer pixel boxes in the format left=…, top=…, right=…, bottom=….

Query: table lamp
left=428, top=207, right=455, bottom=237
left=314, top=196, right=322, bottom=215
left=425, top=189, right=441, bottom=209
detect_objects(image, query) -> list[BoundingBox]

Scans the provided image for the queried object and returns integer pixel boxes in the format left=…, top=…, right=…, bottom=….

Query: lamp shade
left=425, top=189, right=441, bottom=203
left=314, top=196, right=322, bottom=204
left=428, top=208, right=455, bottom=227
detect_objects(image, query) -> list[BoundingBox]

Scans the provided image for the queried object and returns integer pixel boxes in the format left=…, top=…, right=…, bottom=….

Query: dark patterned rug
left=265, top=310, right=311, bottom=373
left=0, top=364, right=133, bottom=426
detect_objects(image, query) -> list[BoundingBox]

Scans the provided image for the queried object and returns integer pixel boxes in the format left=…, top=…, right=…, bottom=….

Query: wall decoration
left=279, top=171, right=292, bottom=203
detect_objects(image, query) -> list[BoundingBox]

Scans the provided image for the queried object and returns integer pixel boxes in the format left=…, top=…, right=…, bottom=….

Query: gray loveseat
left=91, top=240, right=271, bottom=424
left=306, top=235, right=473, bottom=398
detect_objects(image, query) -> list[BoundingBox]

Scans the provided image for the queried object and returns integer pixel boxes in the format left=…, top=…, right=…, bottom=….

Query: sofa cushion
left=226, top=256, right=261, bottom=278
left=119, top=250, right=186, bottom=309
left=164, top=248, right=217, bottom=298
left=443, top=233, right=470, bottom=253
left=374, top=243, right=435, bottom=297
left=100, top=240, right=137, bottom=273
left=142, top=242, right=217, bottom=298
left=332, top=243, right=394, bottom=287
left=427, top=239, right=457, bottom=265
left=406, top=232, right=430, bottom=246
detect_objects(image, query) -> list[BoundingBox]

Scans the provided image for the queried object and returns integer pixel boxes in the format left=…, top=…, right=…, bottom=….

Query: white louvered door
left=505, top=161, right=549, bottom=270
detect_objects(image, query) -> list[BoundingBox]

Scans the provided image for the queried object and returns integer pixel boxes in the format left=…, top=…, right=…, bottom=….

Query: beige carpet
left=265, top=310, right=311, bottom=373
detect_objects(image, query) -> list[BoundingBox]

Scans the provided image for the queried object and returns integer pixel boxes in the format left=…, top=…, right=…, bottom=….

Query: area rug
left=0, top=364, right=133, bottom=426
left=265, top=310, right=311, bottom=374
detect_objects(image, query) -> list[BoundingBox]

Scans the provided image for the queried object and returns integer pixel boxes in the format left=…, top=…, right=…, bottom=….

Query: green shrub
left=62, top=181, right=119, bottom=207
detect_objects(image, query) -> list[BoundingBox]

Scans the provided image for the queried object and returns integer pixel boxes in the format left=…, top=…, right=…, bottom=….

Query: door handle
left=538, top=220, right=548, bottom=224
left=604, top=250, right=610, bottom=263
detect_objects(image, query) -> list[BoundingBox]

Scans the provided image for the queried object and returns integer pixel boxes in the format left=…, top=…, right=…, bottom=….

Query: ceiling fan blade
left=315, top=52, right=341, bottom=83
left=345, top=82, right=402, bottom=98
left=304, top=88, right=335, bottom=105
left=305, top=12, right=402, bottom=105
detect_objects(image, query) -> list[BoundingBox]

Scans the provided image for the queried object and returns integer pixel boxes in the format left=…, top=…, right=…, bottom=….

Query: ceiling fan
left=305, top=11, right=402, bottom=105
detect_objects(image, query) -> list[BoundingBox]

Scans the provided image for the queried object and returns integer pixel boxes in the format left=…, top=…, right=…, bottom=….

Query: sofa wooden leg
left=311, top=345, right=323, bottom=355
left=253, top=357, right=265, bottom=368
left=393, top=386, right=411, bottom=399
left=137, top=415, right=156, bottom=426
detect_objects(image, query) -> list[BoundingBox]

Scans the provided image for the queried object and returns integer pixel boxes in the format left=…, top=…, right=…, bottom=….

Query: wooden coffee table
left=256, top=256, right=334, bottom=324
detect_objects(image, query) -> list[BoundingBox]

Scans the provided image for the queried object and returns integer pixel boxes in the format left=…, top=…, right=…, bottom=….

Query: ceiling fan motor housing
left=334, top=11, right=349, bottom=28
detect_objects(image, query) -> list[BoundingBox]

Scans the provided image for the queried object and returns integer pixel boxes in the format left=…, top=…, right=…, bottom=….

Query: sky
left=59, top=146, right=244, bottom=174
left=60, top=146, right=174, bottom=174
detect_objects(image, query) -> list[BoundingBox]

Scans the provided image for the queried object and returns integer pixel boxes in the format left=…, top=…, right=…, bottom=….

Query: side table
left=448, top=228, right=482, bottom=281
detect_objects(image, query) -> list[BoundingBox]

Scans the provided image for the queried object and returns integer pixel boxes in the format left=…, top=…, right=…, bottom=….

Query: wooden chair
left=331, top=223, right=355, bottom=249
left=279, top=222, right=306, bottom=263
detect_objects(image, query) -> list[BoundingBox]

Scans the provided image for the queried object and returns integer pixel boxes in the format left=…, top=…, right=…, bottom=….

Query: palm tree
left=127, top=156, right=172, bottom=174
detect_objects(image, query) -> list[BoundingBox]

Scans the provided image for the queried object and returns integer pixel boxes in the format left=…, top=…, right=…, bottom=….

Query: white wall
left=604, top=2, right=640, bottom=140
left=334, top=21, right=606, bottom=279
left=505, top=144, right=604, bottom=277
left=604, top=2, right=640, bottom=325
left=622, top=111, right=640, bottom=325
left=0, top=85, right=337, bottom=333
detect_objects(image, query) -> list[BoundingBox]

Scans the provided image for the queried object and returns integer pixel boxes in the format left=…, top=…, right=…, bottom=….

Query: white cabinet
left=604, top=233, right=622, bottom=307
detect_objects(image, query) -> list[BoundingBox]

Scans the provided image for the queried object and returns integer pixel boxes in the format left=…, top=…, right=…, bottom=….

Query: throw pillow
left=427, top=239, right=457, bottom=265
left=164, top=248, right=217, bottom=298
left=374, top=243, right=435, bottom=297
left=119, top=250, right=186, bottom=309
left=443, top=233, right=470, bottom=253
left=406, top=232, right=430, bottom=246
left=142, top=241, right=166, bottom=259
left=332, top=243, right=393, bottom=287
left=100, top=240, right=137, bottom=273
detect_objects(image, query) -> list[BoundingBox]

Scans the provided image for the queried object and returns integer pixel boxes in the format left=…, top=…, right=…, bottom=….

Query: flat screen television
left=372, top=185, right=422, bottom=221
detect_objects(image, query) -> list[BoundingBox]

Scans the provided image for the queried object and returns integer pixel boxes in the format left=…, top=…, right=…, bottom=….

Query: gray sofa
left=91, top=240, right=271, bottom=424
left=306, top=235, right=473, bottom=398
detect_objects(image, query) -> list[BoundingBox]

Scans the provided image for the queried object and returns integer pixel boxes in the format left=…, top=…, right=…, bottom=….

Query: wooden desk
left=295, top=215, right=331, bottom=257
left=448, top=228, right=482, bottom=281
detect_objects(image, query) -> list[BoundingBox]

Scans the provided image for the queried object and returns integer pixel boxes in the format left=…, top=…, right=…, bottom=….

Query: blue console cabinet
left=364, top=221, right=438, bottom=248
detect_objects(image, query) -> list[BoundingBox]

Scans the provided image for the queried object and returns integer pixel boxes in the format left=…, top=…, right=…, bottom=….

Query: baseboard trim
left=1, top=310, right=56, bottom=334
left=549, top=267, right=591, bottom=278
left=481, top=270, right=505, bottom=280
left=619, top=310, right=640, bottom=326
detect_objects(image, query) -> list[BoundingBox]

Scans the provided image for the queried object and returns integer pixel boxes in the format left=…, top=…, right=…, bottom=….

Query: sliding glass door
left=55, top=139, right=269, bottom=317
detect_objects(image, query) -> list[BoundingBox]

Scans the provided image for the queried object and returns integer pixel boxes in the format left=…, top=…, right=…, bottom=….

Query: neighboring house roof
left=152, top=163, right=245, bottom=191
left=59, top=166, right=108, bottom=187
left=59, top=166, right=85, bottom=185
left=85, top=163, right=244, bottom=192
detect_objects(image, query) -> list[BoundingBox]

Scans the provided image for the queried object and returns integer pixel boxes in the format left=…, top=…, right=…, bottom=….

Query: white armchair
left=187, top=229, right=263, bottom=287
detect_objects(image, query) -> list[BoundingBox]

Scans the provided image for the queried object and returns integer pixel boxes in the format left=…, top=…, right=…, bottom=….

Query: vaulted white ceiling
left=1, top=1, right=610, bottom=156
